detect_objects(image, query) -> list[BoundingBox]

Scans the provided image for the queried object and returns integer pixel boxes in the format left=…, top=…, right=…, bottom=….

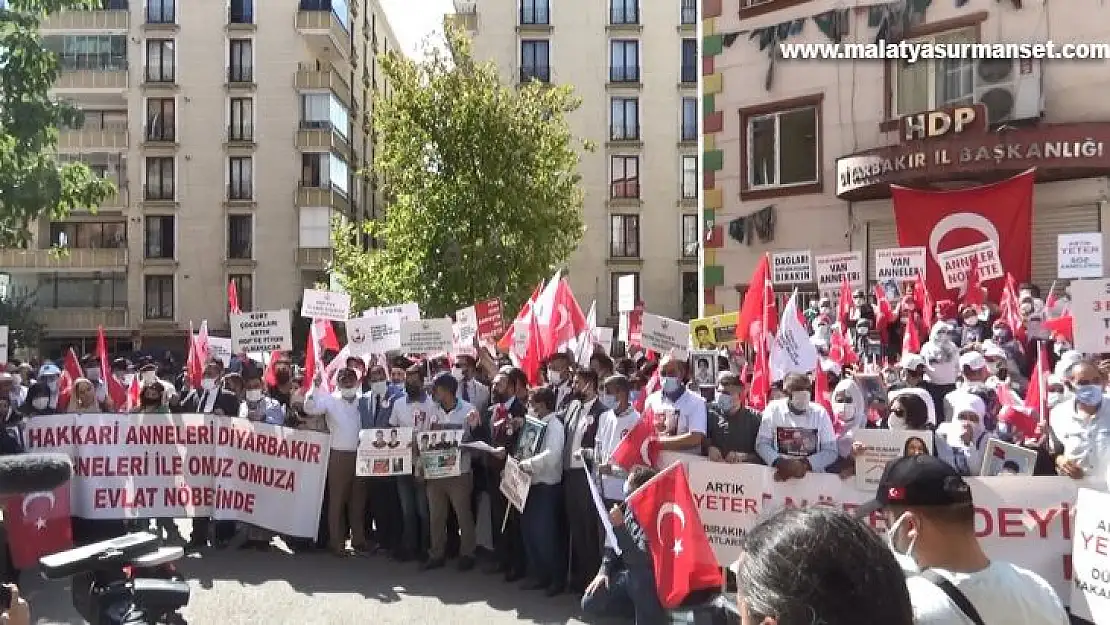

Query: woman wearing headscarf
left=22, top=382, right=55, bottom=416
left=830, top=377, right=868, bottom=460
left=66, top=378, right=103, bottom=413
left=936, top=393, right=995, bottom=476
left=920, top=321, right=960, bottom=419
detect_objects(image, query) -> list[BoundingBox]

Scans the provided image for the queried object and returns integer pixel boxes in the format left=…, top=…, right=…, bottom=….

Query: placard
left=356, top=427, right=413, bottom=476
left=1060, top=278, right=1109, bottom=355
left=363, top=302, right=420, bottom=323
left=206, top=337, right=233, bottom=366
left=936, top=241, right=1003, bottom=290
left=475, top=298, right=505, bottom=341
left=980, top=439, right=1038, bottom=476
left=230, top=310, right=292, bottom=353
left=345, top=313, right=401, bottom=356
left=617, top=275, right=637, bottom=313
left=690, top=350, right=718, bottom=387
left=499, top=457, right=531, bottom=513
left=814, top=252, right=864, bottom=291
left=874, top=247, right=926, bottom=282
left=689, top=312, right=738, bottom=349
left=0, top=325, right=10, bottom=364
left=771, top=250, right=812, bottom=284
left=420, top=430, right=462, bottom=479
left=595, top=327, right=614, bottom=355
left=639, top=313, right=689, bottom=357
left=512, top=320, right=530, bottom=357
left=400, top=318, right=453, bottom=354
left=300, top=289, right=351, bottom=322
left=1070, top=488, right=1110, bottom=623
left=852, top=429, right=934, bottom=492
left=1058, top=233, right=1103, bottom=279
left=455, top=306, right=478, bottom=350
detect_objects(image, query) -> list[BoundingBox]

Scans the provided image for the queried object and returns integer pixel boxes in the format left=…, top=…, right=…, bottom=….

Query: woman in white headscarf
left=936, top=393, right=995, bottom=476
left=830, top=377, right=867, bottom=459
left=921, top=321, right=960, bottom=418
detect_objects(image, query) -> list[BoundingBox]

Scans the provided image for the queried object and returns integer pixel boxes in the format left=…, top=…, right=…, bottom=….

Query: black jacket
left=177, top=388, right=241, bottom=416
left=1, top=410, right=25, bottom=455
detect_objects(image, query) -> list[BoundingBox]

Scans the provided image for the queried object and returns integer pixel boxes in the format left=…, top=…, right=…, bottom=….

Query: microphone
left=0, top=453, right=74, bottom=495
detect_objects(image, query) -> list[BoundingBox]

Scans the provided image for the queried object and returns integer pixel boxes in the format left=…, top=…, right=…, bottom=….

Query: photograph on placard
left=979, top=439, right=1038, bottom=476
left=853, top=429, right=934, bottom=492
left=690, top=350, right=717, bottom=387
left=420, top=429, right=464, bottom=480
left=356, top=427, right=414, bottom=476
left=513, top=416, right=547, bottom=461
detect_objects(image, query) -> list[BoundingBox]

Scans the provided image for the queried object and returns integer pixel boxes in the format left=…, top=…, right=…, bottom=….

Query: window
left=228, top=157, right=252, bottom=200
left=145, top=0, right=174, bottom=23
left=681, top=0, right=697, bottom=24
left=610, top=97, right=639, bottom=140
left=681, top=271, right=698, bottom=320
left=228, top=274, right=253, bottom=311
left=144, top=275, right=174, bottom=320
left=101, top=0, right=129, bottom=8
left=145, top=39, right=175, bottom=83
left=228, top=39, right=253, bottom=83
left=229, top=97, right=253, bottom=141
left=610, top=214, right=640, bottom=258
left=611, top=0, right=638, bottom=24
left=610, top=155, right=639, bottom=199
left=227, top=215, right=253, bottom=259
left=893, top=29, right=975, bottom=116
left=301, top=153, right=349, bottom=194
left=40, top=275, right=127, bottom=309
left=49, top=222, right=126, bottom=249
left=300, top=93, right=349, bottom=137
left=143, top=216, right=174, bottom=259
left=42, top=35, right=127, bottom=71
left=609, top=40, right=639, bottom=82
left=71, top=110, right=128, bottom=131
left=747, top=102, right=819, bottom=189
left=229, top=0, right=254, bottom=24
left=681, top=155, right=698, bottom=199
left=520, top=40, right=550, bottom=83
left=144, top=157, right=174, bottom=200
left=145, top=97, right=175, bottom=141
left=519, top=0, right=549, bottom=25
left=681, top=97, right=697, bottom=141
left=681, top=38, right=697, bottom=83
left=610, top=272, right=640, bottom=316
left=681, top=214, right=698, bottom=258
left=299, top=207, right=333, bottom=248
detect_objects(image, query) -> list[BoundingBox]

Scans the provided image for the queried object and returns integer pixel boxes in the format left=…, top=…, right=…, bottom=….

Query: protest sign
left=814, top=252, right=864, bottom=291
left=689, top=312, right=738, bottom=349
left=513, top=320, right=530, bottom=357
left=595, top=327, right=614, bottom=355
left=455, top=306, right=478, bottom=351
left=206, top=337, right=233, bottom=366
left=0, top=326, right=8, bottom=364
left=936, top=241, right=1003, bottom=290
left=853, top=429, right=933, bottom=492
left=230, top=310, right=292, bottom=353
left=874, top=247, right=926, bottom=282
left=400, top=318, right=453, bottom=354
left=300, top=289, right=351, bottom=322
left=618, top=275, right=637, bottom=313
left=356, top=427, right=413, bottom=476
left=771, top=251, right=812, bottom=285
left=345, top=313, right=401, bottom=356
left=420, top=430, right=462, bottom=479
left=25, top=413, right=329, bottom=538
left=1058, top=233, right=1103, bottom=280
left=639, top=313, right=689, bottom=356
left=499, top=457, right=531, bottom=513
left=475, top=298, right=505, bottom=341
left=363, top=302, right=420, bottom=323
left=1066, top=279, right=1110, bottom=354
left=1070, top=488, right=1110, bottom=624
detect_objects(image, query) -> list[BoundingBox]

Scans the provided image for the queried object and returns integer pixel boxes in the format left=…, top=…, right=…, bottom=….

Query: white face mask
left=340, top=387, right=358, bottom=400
left=1047, top=391, right=1064, bottom=408
left=245, top=389, right=263, bottom=402
left=788, top=390, right=810, bottom=412
left=548, top=370, right=563, bottom=385
left=44, top=378, right=59, bottom=391
left=141, top=371, right=156, bottom=384
left=888, top=415, right=907, bottom=431
left=370, top=381, right=388, bottom=397
left=32, top=397, right=49, bottom=410
left=201, top=378, right=217, bottom=391
left=886, top=511, right=919, bottom=573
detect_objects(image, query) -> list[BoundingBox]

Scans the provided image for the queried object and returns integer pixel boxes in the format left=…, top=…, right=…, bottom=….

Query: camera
left=39, top=532, right=191, bottom=625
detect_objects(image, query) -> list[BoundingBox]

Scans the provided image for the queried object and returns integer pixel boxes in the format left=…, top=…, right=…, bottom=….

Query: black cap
left=855, top=454, right=973, bottom=519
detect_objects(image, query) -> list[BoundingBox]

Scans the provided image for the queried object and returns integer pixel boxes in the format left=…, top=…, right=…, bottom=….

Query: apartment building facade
left=702, top=0, right=1110, bottom=315
left=452, top=0, right=701, bottom=324
left=7, top=0, right=398, bottom=355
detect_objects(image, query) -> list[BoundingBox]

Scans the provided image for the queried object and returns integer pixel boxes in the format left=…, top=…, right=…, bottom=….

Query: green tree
left=331, top=25, right=589, bottom=318
left=0, top=0, right=116, bottom=246
left=0, top=288, right=45, bottom=351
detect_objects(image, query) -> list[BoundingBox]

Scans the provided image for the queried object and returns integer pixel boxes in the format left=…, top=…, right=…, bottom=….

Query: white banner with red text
left=25, top=413, right=330, bottom=538
left=660, top=453, right=1079, bottom=604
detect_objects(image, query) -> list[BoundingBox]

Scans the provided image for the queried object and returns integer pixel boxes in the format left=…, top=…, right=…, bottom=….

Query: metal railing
left=228, top=184, right=253, bottom=201
left=228, top=125, right=254, bottom=142
left=228, top=67, right=254, bottom=83
left=143, top=184, right=175, bottom=201
left=609, top=124, right=640, bottom=141
left=519, top=65, right=550, bottom=83
left=519, top=5, right=549, bottom=25
left=609, top=180, right=640, bottom=199
left=610, top=7, right=639, bottom=25
left=680, top=64, right=697, bottom=83
left=609, top=65, right=640, bottom=82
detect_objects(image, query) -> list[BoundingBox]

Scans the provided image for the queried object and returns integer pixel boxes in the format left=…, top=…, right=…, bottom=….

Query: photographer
left=1, top=584, right=29, bottom=625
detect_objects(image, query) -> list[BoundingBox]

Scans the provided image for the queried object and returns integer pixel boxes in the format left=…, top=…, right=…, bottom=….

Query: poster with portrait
left=499, top=457, right=532, bottom=513
left=420, top=429, right=463, bottom=479
left=690, top=350, right=718, bottom=388
left=853, top=429, right=934, bottom=492
left=356, top=427, right=414, bottom=476
left=512, top=417, right=547, bottom=461
left=980, top=439, right=1038, bottom=477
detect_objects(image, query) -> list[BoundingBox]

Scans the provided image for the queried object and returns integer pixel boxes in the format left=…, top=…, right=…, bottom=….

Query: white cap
left=900, top=353, right=926, bottom=371
left=959, top=351, right=987, bottom=371
left=950, top=392, right=986, bottom=418
left=982, top=345, right=1007, bottom=360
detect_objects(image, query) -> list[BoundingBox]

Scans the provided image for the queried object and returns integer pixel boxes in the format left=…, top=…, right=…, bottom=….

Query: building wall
left=703, top=0, right=1110, bottom=313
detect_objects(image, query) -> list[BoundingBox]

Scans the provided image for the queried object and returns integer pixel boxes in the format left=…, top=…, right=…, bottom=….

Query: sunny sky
left=379, top=0, right=456, bottom=59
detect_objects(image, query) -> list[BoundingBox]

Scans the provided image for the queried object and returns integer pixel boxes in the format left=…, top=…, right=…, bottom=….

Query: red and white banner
left=25, top=413, right=331, bottom=538
left=892, top=169, right=1034, bottom=300
left=475, top=298, right=505, bottom=342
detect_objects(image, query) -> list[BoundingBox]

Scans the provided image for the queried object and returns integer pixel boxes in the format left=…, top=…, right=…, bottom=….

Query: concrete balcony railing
left=295, top=125, right=352, bottom=159
left=295, top=65, right=352, bottom=108
left=41, top=10, right=130, bottom=30
left=40, top=308, right=129, bottom=331
left=295, top=10, right=350, bottom=62
left=0, top=247, right=127, bottom=272
left=58, top=127, right=129, bottom=151
left=296, top=186, right=351, bottom=215
left=297, top=247, right=333, bottom=267
left=55, top=70, right=128, bottom=91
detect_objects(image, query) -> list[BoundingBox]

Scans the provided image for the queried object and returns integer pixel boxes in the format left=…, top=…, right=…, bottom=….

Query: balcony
left=297, top=247, right=333, bottom=268
left=58, top=127, right=129, bottom=151
left=227, top=67, right=255, bottom=89
left=296, top=123, right=352, bottom=160
left=41, top=9, right=130, bottom=30
left=295, top=64, right=352, bottom=108
left=608, top=66, right=640, bottom=85
left=448, top=0, right=478, bottom=31
left=55, top=69, right=128, bottom=91
left=295, top=9, right=350, bottom=65
left=608, top=9, right=641, bottom=29
left=0, top=247, right=127, bottom=272
left=609, top=124, right=641, bottom=144
left=518, top=66, right=550, bottom=84
left=296, top=185, right=351, bottom=214
left=41, top=308, right=129, bottom=333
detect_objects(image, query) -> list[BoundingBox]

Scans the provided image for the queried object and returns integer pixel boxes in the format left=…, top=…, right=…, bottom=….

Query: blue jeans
left=522, top=483, right=566, bottom=585
left=396, top=475, right=429, bottom=557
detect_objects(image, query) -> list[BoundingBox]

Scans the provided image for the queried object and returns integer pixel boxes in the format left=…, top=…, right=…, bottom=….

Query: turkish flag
left=625, top=462, right=723, bottom=608
left=892, top=169, right=1034, bottom=301
left=4, top=484, right=73, bottom=568
left=610, top=411, right=659, bottom=471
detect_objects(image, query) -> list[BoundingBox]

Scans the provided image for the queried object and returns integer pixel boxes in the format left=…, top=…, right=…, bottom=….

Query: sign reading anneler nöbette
left=231, top=310, right=293, bottom=353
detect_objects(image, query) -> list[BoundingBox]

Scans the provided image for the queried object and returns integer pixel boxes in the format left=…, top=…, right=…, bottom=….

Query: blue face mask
left=716, top=393, right=734, bottom=413
left=599, top=393, right=618, bottom=410
left=661, top=377, right=682, bottom=394
left=1074, top=384, right=1103, bottom=407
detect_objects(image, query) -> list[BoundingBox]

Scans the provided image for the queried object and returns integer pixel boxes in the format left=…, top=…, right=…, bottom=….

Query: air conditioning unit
left=972, top=57, right=1043, bottom=125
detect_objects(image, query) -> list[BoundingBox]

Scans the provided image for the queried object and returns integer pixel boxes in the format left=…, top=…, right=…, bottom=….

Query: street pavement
left=20, top=542, right=592, bottom=625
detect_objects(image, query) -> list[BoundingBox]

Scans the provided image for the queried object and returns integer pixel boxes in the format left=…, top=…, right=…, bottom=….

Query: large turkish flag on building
left=891, top=169, right=1035, bottom=301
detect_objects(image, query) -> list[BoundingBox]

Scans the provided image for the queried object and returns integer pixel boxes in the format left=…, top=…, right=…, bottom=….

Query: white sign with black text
left=814, top=252, right=864, bottom=291
left=345, top=314, right=401, bottom=356
left=1058, top=233, right=1103, bottom=279
left=400, top=318, right=454, bottom=354
left=639, top=313, right=689, bottom=358
left=771, top=251, right=812, bottom=285
left=300, top=289, right=351, bottom=322
left=230, top=310, right=292, bottom=353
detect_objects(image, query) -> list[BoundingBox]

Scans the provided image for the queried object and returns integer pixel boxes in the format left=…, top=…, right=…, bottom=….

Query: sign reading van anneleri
left=874, top=247, right=926, bottom=281
left=230, top=310, right=293, bottom=353
left=1057, top=233, right=1103, bottom=279
left=771, top=251, right=812, bottom=284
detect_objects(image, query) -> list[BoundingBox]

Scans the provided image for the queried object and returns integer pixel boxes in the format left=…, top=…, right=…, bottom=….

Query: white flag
left=769, top=289, right=818, bottom=382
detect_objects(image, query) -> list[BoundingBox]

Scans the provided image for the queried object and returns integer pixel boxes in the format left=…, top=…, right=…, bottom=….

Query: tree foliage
left=0, top=0, right=116, bottom=246
left=331, top=25, right=589, bottom=318
left=0, top=288, right=45, bottom=350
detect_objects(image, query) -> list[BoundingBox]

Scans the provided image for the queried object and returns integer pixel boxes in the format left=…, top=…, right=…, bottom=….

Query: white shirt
left=755, top=398, right=839, bottom=472
left=520, top=411, right=564, bottom=485
left=303, top=389, right=362, bottom=451
left=456, top=377, right=490, bottom=415
left=935, top=420, right=994, bottom=476
left=594, top=404, right=641, bottom=500
left=389, top=394, right=440, bottom=432
left=907, top=561, right=1068, bottom=625
left=564, top=397, right=598, bottom=470
left=643, top=389, right=707, bottom=453
left=1049, top=398, right=1110, bottom=490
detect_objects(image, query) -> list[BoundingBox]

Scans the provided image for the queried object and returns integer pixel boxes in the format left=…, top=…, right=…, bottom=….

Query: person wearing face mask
left=36, top=363, right=62, bottom=410
left=561, top=369, right=607, bottom=592
left=79, top=354, right=108, bottom=405
left=935, top=394, right=993, bottom=476
left=109, top=358, right=131, bottom=393
left=830, top=377, right=868, bottom=460
left=132, top=382, right=183, bottom=542
left=266, top=354, right=296, bottom=407
left=592, top=374, right=642, bottom=505
left=453, top=354, right=490, bottom=416
left=178, top=360, right=240, bottom=417
left=756, top=373, right=838, bottom=481
left=356, top=364, right=401, bottom=556
left=388, top=365, right=438, bottom=562
left=545, top=353, right=574, bottom=411
left=943, top=352, right=1000, bottom=430
left=848, top=289, right=876, bottom=328
left=22, top=382, right=55, bottom=417
left=0, top=370, right=26, bottom=411
left=516, top=386, right=566, bottom=595
left=1048, top=360, right=1110, bottom=491
left=641, top=353, right=706, bottom=454
left=920, top=322, right=960, bottom=417
left=304, top=367, right=370, bottom=557
left=958, top=306, right=986, bottom=347
left=135, top=358, right=177, bottom=407
left=983, top=321, right=1027, bottom=379
left=705, top=372, right=762, bottom=465
left=66, top=378, right=102, bottom=414
left=855, top=454, right=1067, bottom=625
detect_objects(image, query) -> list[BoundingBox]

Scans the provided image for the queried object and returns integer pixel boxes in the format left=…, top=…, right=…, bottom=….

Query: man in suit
left=454, top=355, right=490, bottom=415
left=546, top=353, right=575, bottom=411
left=356, top=364, right=400, bottom=553
left=561, top=368, right=607, bottom=594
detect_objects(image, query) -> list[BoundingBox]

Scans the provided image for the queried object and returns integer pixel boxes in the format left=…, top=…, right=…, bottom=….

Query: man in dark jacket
left=562, top=369, right=607, bottom=593
left=705, top=373, right=762, bottom=464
